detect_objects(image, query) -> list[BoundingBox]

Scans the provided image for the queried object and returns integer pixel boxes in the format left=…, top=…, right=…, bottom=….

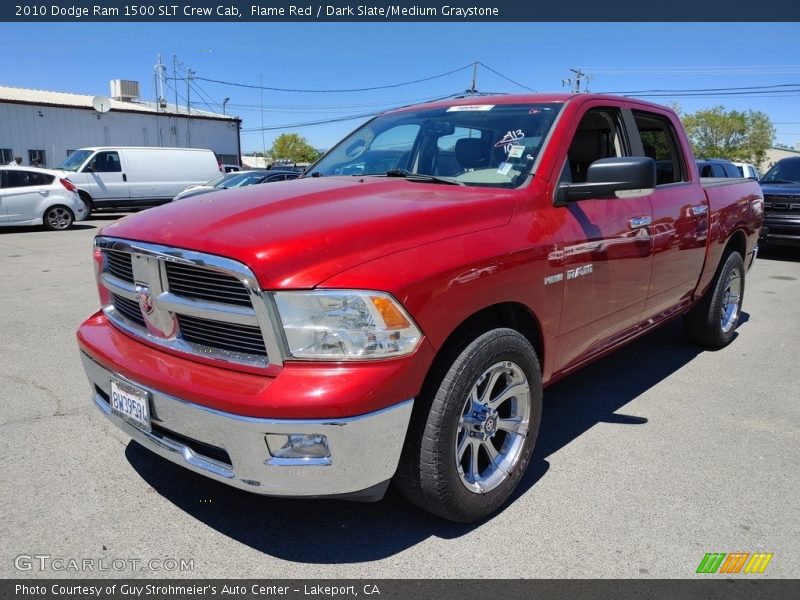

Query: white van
left=732, top=162, right=761, bottom=180
left=56, top=147, right=221, bottom=212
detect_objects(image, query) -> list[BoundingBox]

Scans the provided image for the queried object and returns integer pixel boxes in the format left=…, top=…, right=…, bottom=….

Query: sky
left=2, top=22, right=800, bottom=153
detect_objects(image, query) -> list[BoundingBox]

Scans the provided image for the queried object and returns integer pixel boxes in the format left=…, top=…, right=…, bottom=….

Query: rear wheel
left=395, top=328, right=542, bottom=522
left=43, top=205, right=74, bottom=231
left=683, top=251, right=745, bottom=347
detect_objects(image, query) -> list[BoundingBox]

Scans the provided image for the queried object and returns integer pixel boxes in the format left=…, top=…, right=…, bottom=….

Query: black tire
left=395, top=328, right=543, bottom=522
left=43, top=205, right=74, bottom=231
left=683, top=251, right=745, bottom=348
left=78, top=192, right=93, bottom=219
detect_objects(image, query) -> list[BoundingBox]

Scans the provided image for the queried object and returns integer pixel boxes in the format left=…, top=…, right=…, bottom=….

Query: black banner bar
left=4, top=580, right=800, bottom=600
left=2, top=0, right=800, bottom=22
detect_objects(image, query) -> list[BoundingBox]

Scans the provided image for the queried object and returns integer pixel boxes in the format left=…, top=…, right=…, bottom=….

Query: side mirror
left=558, top=157, right=656, bottom=204
left=83, top=165, right=95, bottom=173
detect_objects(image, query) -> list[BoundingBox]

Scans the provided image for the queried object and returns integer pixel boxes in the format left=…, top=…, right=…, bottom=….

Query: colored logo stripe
left=697, top=553, right=726, bottom=573
left=744, top=553, right=773, bottom=574
left=719, top=553, right=749, bottom=573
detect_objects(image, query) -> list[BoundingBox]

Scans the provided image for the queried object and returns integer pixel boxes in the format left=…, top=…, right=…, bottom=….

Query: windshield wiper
left=763, top=178, right=800, bottom=184
left=384, top=169, right=464, bottom=186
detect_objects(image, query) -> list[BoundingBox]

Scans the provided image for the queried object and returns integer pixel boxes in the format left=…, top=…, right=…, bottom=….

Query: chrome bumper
left=80, top=352, right=413, bottom=499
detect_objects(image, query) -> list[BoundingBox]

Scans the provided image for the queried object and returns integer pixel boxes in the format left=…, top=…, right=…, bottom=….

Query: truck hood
left=101, top=176, right=518, bottom=289
left=760, top=182, right=800, bottom=196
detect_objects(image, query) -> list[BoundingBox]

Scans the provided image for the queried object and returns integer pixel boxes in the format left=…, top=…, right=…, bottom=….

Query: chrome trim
left=81, top=352, right=413, bottom=497
left=95, top=236, right=285, bottom=368
left=629, top=216, right=653, bottom=229
left=156, top=292, right=260, bottom=327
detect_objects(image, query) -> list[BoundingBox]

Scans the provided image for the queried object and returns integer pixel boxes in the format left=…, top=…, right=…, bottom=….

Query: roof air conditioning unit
left=110, top=79, right=140, bottom=101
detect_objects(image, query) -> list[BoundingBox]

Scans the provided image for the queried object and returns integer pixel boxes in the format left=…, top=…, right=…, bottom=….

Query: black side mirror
left=558, top=157, right=656, bottom=204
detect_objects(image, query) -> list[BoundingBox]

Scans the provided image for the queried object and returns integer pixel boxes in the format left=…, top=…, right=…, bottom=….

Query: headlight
left=273, top=290, right=422, bottom=360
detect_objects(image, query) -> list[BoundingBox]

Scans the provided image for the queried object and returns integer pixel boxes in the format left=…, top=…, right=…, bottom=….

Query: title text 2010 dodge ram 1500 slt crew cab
left=77, top=94, right=763, bottom=522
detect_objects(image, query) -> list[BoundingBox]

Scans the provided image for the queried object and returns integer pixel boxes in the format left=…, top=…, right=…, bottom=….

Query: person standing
left=7, top=156, right=22, bottom=166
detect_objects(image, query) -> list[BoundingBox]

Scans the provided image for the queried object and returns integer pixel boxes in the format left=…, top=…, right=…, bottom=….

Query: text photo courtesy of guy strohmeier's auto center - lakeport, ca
left=0, top=3, right=799, bottom=596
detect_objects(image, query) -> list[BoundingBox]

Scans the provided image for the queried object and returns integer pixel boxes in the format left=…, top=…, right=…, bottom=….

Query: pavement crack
left=0, top=372, right=64, bottom=416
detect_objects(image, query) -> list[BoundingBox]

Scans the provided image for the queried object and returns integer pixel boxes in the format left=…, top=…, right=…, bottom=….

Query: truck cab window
left=89, top=151, right=122, bottom=173
left=563, top=109, right=627, bottom=184
left=633, top=111, right=687, bottom=185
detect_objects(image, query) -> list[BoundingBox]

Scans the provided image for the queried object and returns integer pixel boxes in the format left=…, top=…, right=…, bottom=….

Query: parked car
left=759, top=155, right=800, bottom=245
left=172, top=171, right=249, bottom=202
left=0, top=166, right=86, bottom=230
left=78, top=93, right=763, bottom=522
left=732, top=161, right=761, bottom=180
left=56, top=147, right=220, bottom=213
left=172, top=170, right=299, bottom=201
left=696, top=158, right=741, bottom=178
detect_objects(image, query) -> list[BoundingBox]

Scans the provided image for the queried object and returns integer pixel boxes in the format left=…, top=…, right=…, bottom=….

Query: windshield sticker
left=529, top=108, right=541, bottom=115
left=507, top=145, right=525, bottom=159
left=495, top=129, right=525, bottom=153
left=496, top=162, right=513, bottom=175
left=446, top=105, right=495, bottom=112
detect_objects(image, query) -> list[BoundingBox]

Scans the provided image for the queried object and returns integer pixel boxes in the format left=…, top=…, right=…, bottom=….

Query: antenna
left=92, top=95, right=111, bottom=113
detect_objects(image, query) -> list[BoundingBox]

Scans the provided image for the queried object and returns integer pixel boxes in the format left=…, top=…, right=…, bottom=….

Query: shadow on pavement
left=127, top=318, right=710, bottom=563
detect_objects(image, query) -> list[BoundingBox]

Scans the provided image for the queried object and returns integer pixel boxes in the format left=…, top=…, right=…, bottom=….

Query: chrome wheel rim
left=455, top=361, right=531, bottom=494
left=47, top=207, right=71, bottom=230
left=720, top=266, right=742, bottom=334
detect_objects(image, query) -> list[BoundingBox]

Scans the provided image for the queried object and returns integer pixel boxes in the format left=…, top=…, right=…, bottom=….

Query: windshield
left=57, top=150, right=93, bottom=172
left=219, top=172, right=267, bottom=188
left=761, top=158, right=800, bottom=184
left=306, top=102, right=562, bottom=188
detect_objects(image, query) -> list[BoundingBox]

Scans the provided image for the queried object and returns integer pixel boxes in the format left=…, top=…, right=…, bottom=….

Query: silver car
left=0, top=166, right=87, bottom=230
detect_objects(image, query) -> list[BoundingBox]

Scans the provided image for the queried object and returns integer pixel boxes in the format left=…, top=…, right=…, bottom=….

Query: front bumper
left=81, top=351, right=413, bottom=499
left=763, top=214, right=800, bottom=245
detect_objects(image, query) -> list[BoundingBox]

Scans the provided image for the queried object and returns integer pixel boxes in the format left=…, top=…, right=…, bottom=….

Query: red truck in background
left=77, top=94, right=763, bottom=522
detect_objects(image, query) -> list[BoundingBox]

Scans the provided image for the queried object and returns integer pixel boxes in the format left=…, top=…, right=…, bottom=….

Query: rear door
left=551, top=104, right=654, bottom=370
left=82, top=150, right=129, bottom=201
left=630, top=107, right=709, bottom=318
left=0, top=169, right=55, bottom=222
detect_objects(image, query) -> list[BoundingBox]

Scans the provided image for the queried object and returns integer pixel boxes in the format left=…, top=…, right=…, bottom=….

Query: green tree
left=681, top=106, right=775, bottom=165
left=269, top=133, right=320, bottom=163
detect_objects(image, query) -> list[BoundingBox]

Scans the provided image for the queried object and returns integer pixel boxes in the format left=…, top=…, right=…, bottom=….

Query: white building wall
left=0, top=102, right=239, bottom=167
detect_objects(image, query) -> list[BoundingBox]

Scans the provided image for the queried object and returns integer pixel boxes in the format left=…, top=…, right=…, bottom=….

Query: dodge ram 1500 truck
left=77, top=94, right=764, bottom=522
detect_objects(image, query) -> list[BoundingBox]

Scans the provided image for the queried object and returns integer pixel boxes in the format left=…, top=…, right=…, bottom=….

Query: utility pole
left=172, top=55, right=179, bottom=146
left=468, top=61, right=478, bottom=95
left=568, top=68, right=593, bottom=93
left=186, top=68, right=194, bottom=147
left=260, top=73, right=266, bottom=165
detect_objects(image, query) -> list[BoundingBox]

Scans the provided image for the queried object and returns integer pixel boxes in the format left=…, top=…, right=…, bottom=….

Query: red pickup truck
left=77, top=94, right=763, bottom=522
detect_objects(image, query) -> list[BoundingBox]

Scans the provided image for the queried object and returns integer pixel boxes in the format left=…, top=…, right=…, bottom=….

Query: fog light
left=265, top=434, right=331, bottom=465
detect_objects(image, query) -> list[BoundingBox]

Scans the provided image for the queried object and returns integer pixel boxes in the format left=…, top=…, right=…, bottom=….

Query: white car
left=732, top=162, right=761, bottom=180
left=0, top=166, right=87, bottom=230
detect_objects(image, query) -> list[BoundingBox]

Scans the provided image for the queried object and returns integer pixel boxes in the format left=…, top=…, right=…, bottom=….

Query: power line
left=601, top=83, right=800, bottom=94
left=477, top=62, right=537, bottom=92
left=196, top=63, right=474, bottom=93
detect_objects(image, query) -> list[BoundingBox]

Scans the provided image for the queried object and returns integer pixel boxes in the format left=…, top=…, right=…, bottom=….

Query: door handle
left=629, top=216, right=652, bottom=229
left=122, top=173, right=127, bottom=182
left=38, top=189, right=48, bottom=196
left=691, top=204, right=708, bottom=215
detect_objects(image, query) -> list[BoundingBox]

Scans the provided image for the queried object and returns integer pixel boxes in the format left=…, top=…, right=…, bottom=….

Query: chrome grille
left=165, top=261, right=251, bottom=307
left=95, top=237, right=282, bottom=368
left=106, top=250, right=134, bottom=283
left=176, top=314, right=267, bottom=356
left=111, top=293, right=145, bottom=327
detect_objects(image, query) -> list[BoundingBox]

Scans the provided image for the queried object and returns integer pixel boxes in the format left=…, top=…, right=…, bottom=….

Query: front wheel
left=683, top=251, right=745, bottom=347
left=395, top=328, right=543, bottom=522
left=43, top=205, right=74, bottom=231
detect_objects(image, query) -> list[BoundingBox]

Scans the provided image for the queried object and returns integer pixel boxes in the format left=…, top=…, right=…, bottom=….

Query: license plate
left=110, top=378, right=152, bottom=433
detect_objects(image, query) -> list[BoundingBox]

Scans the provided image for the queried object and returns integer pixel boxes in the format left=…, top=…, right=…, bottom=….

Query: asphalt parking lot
left=1, top=213, right=798, bottom=579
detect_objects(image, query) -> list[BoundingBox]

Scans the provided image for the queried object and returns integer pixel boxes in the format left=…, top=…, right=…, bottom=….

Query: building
left=762, top=146, right=800, bottom=171
left=0, top=81, right=241, bottom=168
